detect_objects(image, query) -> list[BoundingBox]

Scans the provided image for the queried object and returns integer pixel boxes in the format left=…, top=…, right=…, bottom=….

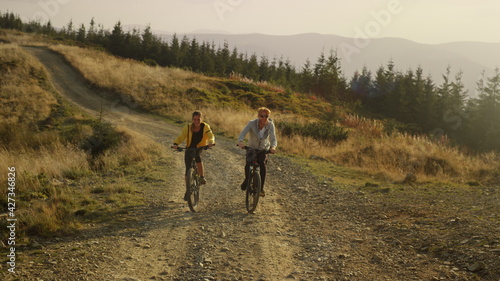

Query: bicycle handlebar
left=237, top=145, right=271, bottom=154
left=172, top=145, right=213, bottom=152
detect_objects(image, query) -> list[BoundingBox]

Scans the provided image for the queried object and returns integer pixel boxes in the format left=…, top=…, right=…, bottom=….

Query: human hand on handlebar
left=237, top=142, right=245, bottom=149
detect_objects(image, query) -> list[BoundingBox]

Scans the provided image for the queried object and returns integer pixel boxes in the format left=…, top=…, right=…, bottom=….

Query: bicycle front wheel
left=186, top=169, right=199, bottom=212
left=246, top=171, right=261, bottom=213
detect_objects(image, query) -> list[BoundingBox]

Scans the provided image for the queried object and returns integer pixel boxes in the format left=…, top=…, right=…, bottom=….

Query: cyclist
left=173, top=111, right=215, bottom=201
left=237, top=107, right=277, bottom=197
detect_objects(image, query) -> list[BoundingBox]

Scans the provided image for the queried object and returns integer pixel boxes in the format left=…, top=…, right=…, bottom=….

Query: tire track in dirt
left=23, top=46, right=303, bottom=280
left=23, top=45, right=214, bottom=279
left=171, top=139, right=300, bottom=280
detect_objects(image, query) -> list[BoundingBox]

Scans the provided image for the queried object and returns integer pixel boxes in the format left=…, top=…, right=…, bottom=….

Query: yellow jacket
left=174, top=122, right=215, bottom=148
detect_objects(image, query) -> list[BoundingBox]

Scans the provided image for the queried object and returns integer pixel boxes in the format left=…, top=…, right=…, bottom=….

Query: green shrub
left=143, top=59, right=158, bottom=67
left=224, top=80, right=262, bottom=93
left=277, top=121, right=348, bottom=143
left=82, top=119, right=123, bottom=158
left=187, top=87, right=232, bottom=106
left=384, top=119, right=422, bottom=135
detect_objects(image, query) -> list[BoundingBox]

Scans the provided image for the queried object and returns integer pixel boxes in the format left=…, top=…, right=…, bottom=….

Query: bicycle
left=240, top=146, right=271, bottom=213
left=172, top=145, right=210, bottom=212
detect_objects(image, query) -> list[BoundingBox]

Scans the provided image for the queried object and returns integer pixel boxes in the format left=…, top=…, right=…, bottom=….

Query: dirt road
left=4, top=46, right=489, bottom=280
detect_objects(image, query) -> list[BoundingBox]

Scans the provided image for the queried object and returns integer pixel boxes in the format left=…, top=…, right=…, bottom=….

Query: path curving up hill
left=5, top=46, right=493, bottom=281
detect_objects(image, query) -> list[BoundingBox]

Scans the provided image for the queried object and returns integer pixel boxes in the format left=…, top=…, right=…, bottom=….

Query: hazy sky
left=2, top=0, right=500, bottom=44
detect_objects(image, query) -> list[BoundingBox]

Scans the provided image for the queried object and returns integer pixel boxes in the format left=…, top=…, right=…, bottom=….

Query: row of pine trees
left=1, top=11, right=499, bottom=152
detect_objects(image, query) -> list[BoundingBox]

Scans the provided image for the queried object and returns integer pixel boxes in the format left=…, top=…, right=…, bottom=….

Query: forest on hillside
left=2, top=11, right=500, bottom=152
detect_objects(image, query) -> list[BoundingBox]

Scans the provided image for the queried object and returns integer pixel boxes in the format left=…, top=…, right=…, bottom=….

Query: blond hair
left=257, top=107, right=271, bottom=115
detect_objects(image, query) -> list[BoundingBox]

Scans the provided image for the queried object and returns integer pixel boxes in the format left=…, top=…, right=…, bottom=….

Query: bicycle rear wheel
left=245, top=171, right=261, bottom=213
left=186, top=168, right=199, bottom=212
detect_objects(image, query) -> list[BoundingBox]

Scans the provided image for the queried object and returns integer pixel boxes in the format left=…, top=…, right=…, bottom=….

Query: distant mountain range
left=154, top=31, right=500, bottom=97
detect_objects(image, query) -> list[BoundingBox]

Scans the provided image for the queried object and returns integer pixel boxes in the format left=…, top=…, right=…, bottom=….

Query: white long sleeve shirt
left=238, top=118, right=277, bottom=150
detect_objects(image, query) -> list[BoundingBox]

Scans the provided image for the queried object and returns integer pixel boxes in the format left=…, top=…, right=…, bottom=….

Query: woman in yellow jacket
left=173, top=111, right=215, bottom=200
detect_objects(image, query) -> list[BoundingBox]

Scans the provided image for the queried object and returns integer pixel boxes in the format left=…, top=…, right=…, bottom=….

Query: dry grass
left=49, top=44, right=211, bottom=118
left=340, top=113, right=384, bottom=138
left=315, top=132, right=499, bottom=183
left=0, top=44, right=57, bottom=123
left=0, top=42, right=164, bottom=239
left=0, top=145, right=89, bottom=180
left=0, top=31, right=489, bottom=186
left=230, top=72, right=287, bottom=94
left=95, top=125, right=163, bottom=171
left=46, top=43, right=500, bottom=184
left=192, top=106, right=255, bottom=137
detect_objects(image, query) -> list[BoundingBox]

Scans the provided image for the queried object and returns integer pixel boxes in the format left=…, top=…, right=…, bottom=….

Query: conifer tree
left=124, top=28, right=141, bottom=60
left=65, top=19, right=76, bottom=40
left=228, top=47, right=243, bottom=75
left=465, top=68, right=500, bottom=151
left=141, top=25, right=160, bottom=64
left=299, top=59, right=314, bottom=94
left=43, top=20, right=55, bottom=36
left=244, top=53, right=259, bottom=81
left=216, top=41, right=231, bottom=76
left=186, top=37, right=201, bottom=71
left=87, top=18, right=96, bottom=43
left=258, top=55, right=270, bottom=82
left=76, top=23, right=86, bottom=42
left=168, top=34, right=180, bottom=66
left=178, top=36, right=190, bottom=67
left=108, top=21, right=126, bottom=56
left=350, top=66, right=373, bottom=100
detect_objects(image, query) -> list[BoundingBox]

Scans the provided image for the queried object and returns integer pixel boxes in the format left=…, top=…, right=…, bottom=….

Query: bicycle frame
left=242, top=146, right=270, bottom=213
left=173, top=146, right=210, bottom=212
left=185, top=148, right=200, bottom=174
left=243, top=146, right=270, bottom=174
left=246, top=150, right=261, bottom=179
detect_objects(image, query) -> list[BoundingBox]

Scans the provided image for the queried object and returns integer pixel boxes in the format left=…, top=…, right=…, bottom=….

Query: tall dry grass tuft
left=0, top=145, right=89, bottom=237
left=0, top=146, right=89, bottom=181
left=194, top=107, right=255, bottom=137
left=0, top=45, right=57, bottom=123
left=312, top=131, right=500, bottom=183
left=340, top=114, right=385, bottom=138
left=229, top=72, right=287, bottom=94
left=94, top=125, right=163, bottom=172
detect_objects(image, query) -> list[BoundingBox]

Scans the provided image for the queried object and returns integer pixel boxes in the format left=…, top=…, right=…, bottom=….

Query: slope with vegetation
left=0, top=25, right=499, bottom=240
left=45, top=42, right=499, bottom=184
left=0, top=27, right=499, bottom=280
left=2, top=10, right=500, bottom=153
left=0, top=40, right=164, bottom=239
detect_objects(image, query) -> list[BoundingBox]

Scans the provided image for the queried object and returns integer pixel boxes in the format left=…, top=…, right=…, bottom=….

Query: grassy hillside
left=1, top=30, right=499, bottom=241
left=0, top=42, right=165, bottom=240
left=47, top=44, right=334, bottom=118
left=46, top=43, right=499, bottom=184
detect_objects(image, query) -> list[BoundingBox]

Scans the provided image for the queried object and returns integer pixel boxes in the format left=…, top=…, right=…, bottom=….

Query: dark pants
left=184, top=149, right=203, bottom=176
left=244, top=151, right=268, bottom=191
